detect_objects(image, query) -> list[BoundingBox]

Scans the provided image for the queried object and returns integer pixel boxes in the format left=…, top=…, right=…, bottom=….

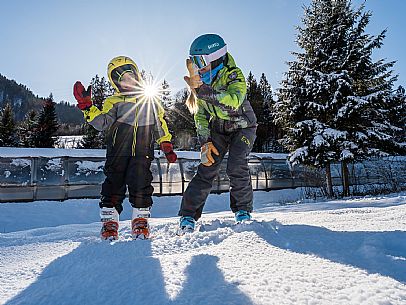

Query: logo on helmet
left=208, top=43, right=220, bottom=49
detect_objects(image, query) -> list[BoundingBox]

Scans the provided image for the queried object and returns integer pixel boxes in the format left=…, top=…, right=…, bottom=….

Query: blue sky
left=0, top=0, right=405, bottom=104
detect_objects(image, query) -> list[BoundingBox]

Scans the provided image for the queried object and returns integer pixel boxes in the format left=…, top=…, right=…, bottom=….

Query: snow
left=75, top=160, right=104, bottom=175
left=289, top=146, right=309, bottom=164
left=0, top=147, right=107, bottom=158
left=340, top=149, right=353, bottom=159
left=1, top=191, right=405, bottom=305
left=0, top=147, right=288, bottom=160
left=56, top=136, right=83, bottom=149
left=10, top=159, right=30, bottom=168
left=45, top=158, right=62, bottom=172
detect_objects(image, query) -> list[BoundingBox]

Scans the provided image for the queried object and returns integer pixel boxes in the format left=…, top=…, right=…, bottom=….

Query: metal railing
left=0, top=149, right=405, bottom=202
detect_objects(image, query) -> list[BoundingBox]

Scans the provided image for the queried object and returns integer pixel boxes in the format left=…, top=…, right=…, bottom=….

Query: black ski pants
left=99, top=125, right=155, bottom=214
left=179, top=126, right=257, bottom=220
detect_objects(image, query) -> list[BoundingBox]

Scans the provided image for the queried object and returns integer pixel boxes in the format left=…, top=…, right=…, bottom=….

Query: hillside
left=0, top=73, right=83, bottom=125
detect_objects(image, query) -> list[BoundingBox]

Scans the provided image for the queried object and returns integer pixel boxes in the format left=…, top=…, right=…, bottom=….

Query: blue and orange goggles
left=189, top=55, right=210, bottom=70
left=189, top=45, right=228, bottom=70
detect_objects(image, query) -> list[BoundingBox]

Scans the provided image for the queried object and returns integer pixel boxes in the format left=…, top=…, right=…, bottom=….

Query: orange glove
left=201, top=142, right=219, bottom=166
left=184, top=59, right=202, bottom=89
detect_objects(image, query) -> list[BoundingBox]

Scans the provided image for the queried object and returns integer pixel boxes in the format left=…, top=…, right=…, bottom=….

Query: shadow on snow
left=203, top=219, right=406, bottom=283
left=5, top=218, right=405, bottom=305
left=5, top=238, right=253, bottom=305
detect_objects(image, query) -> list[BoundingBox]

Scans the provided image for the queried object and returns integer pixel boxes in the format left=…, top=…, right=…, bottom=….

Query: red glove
left=160, top=142, right=177, bottom=163
left=73, top=81, right=92, bottom=110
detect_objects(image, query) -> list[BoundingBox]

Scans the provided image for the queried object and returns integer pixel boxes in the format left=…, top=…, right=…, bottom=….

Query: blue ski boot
left=177, top=216, right=196, bottom=235
left=235, top=210, right=252, bottom=224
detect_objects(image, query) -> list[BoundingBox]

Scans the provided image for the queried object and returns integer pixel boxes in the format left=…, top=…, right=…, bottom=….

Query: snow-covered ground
left=0, top=191, right=405, bottom=305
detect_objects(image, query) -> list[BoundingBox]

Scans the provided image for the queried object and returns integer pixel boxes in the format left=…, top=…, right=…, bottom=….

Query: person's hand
left=160, top=142, right=177, bottom=163
left=73, top=81, right=92, bottom=110
left=200, top=142, right=219, bottom=166
left=184, top=59, right=202, bottom=89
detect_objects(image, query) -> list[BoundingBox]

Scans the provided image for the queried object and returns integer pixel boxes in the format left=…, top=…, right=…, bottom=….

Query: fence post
left=63, top=157, right=69, bottom=200
left=156, top=158, right=163, bottom=195
left=31, top=157, right=38, bottom=201
left=178, top=159, right=185, bottom=194
left=260, top=159, right=269, bottom=190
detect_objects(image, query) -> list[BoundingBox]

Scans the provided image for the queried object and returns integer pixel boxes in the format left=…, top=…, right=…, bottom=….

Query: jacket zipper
left=112, top=127, right=118, bottom=146
left=132, top=103, right=139, bottom=156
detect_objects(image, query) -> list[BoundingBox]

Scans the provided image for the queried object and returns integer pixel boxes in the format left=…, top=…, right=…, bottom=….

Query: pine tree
left=33, top=94, right=59, bottom=148
left=80, top=123, right=105, bottom=149
left=0, top=103, right=19, bottom=147
left=91, top=75, right=114, bottom=110
left=275, top=0, right=400, bottom=197
left=247, top=72, right=266, bottom=152
left=18, top=110, right=37, bottom=147
left=246, top=72, right=263, bottom=116
left=161, top=79, right=172, bottom=109
left=140, top=70, right=148, bottom=82
left=166, top=88, right=196, bottom=149
left=259, top=73, right=273, bottom=105
left=386, top=85, right=406, bottom=144
left=80, top=75, right=113, bottom=149
left=259, top=73, right=282, bottom=152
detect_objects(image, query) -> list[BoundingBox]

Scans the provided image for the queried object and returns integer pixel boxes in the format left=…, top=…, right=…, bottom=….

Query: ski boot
left=100, top=207, right=119, bottom=241
left=131, top=207, right=151, bottom=240
left=235, top=210, right=252, bottom=224
left=177, top=216, right=196, bottom=236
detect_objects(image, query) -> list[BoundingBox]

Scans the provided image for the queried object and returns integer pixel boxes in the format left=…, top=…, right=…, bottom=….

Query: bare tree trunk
left=342, top=161, right=350, bottom=197
left=326, top=162, right=333, bottom=198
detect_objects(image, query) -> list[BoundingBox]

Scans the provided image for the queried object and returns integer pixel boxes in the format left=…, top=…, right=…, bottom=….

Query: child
left=73, top=56, right=177, bottom=240
left=178, top=34, right=257, bottom=234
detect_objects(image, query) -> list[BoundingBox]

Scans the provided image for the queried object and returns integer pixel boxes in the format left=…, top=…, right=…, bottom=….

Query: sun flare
left=143, top=83, right=159, bottom=98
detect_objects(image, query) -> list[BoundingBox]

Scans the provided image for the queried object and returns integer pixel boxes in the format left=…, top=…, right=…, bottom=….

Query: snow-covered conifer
left=275, top=0, right=401, bottom=195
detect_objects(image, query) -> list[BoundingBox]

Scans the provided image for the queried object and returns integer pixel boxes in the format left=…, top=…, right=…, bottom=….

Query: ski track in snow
left=0, top=192, right=406, bottom=305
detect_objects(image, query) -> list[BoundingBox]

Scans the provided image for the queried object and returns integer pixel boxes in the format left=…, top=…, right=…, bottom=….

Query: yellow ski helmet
left=107, top=56, right=141, bottom=93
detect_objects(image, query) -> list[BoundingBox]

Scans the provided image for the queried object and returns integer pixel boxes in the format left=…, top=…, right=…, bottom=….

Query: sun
left=138, top=76, right=163, bottom=103
left=143, top=83, right=159, bottom=98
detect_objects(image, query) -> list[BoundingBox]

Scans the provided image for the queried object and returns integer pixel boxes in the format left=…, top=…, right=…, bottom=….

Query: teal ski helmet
left=189, top=34, right=227, bottom=69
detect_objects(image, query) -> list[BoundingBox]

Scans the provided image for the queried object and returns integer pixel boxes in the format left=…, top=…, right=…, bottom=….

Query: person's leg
left=126, top=158, right=154, bottom=239
left=179, top=131, right=228, bottom=221
left=100, top=155, right=129, bottom=214
left=99, top=155, right=129, bottom=239
left=126, top=156, right=154, bottom=208
left=126, top=126, right=154, bottom=239
left=227, top=127, right=257, bottom=213
left=126, top=125, right=154, bottom=209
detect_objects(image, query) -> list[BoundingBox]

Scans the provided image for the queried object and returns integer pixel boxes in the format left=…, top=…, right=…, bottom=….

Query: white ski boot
left=100, top=207, right=119, bottom=241
left=131, top=207, right=151, bottom=239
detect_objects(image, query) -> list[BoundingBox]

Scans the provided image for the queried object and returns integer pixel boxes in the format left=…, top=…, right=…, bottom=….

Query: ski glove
left=160, top=141, right=177, bottom=163
left=73, top=81, right=92, bottom=110
left=201, top=142, right=219, bottom=166
left=184, top=59, right=202, bottom=89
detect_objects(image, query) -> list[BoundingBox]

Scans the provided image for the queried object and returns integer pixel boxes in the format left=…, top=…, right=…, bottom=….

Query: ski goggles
left=189, top=45, right=227, bottom=69
left=189, top=55, right=210, bottom=70
left=111, top=64, right=139, bottom=83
